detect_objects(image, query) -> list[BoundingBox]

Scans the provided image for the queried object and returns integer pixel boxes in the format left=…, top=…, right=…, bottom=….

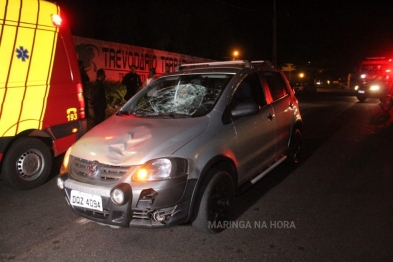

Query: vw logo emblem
left=87, top=161, right=100, bottom=178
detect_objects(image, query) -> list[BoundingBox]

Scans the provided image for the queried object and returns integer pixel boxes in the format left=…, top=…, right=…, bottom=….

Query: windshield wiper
left=116, top=110, right=131, bottom=116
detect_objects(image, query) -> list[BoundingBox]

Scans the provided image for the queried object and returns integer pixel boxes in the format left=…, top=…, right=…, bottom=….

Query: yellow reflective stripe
left=0, top=25, right=17, bottom=88
left=40, top=2, right=60, bottom=129
left=37, top=2, right=59, bottom=130
left=0, top=0, right=22, bottom=135
left=0, top=2, right=6, bottom=22
left=0, top=0, right=59, bottom=135
left=3, top=0, right=21, bottom=23
left=8, top=28, right=33, bottom=87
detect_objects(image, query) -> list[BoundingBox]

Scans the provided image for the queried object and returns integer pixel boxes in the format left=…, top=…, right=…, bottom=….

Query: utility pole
left=273, top=0, right=277, bottom=68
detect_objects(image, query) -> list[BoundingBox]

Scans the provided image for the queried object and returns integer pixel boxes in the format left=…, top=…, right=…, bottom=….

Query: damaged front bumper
left=58, top=175, right=196, bottom=228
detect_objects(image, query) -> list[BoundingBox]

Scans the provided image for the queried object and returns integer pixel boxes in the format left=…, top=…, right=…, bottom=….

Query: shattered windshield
left=122, top=74, right=232, bottom=117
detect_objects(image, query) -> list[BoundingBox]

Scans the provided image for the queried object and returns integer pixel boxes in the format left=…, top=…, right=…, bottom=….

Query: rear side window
left=261, top=71, right=288, bottom=101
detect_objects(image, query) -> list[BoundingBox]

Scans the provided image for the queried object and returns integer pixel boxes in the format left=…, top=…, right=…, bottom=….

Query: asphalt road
left=1, top=90, right=393, bottom=261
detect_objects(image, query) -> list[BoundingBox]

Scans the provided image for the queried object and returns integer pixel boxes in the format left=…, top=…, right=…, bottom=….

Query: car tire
left=1, top=137, right=52, bottom=190
left=287, top=128, right=302, bottom=165
left=356, top=96, right=366, bottom=102
left=380, top=95, right=393, bottom=112
left=192, top=170, right=235, bottom=234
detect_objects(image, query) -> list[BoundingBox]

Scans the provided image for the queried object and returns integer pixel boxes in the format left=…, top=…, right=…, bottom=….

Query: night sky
left=55, top=0, right=393, bottom=76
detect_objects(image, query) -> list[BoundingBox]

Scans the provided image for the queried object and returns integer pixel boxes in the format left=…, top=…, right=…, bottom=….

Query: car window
left=260, top=71, right=288, bottom=101
left=122, top=74, right=232, bottom=117
left=361, top=64, right=386, bottom=74
left=232, top=72, right=266, bottom=107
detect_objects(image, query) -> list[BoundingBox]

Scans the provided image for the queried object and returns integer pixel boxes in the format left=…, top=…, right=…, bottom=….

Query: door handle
left=267, top=112, right=274, bottom=121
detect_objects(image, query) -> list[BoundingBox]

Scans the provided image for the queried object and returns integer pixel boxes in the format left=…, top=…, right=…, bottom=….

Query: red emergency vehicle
left=0, top=0, right=87, bottom=189
left=355, top=57, right=393, bottom=102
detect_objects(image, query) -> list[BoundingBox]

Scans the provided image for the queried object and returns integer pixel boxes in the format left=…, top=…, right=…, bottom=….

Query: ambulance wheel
left=1, top=137, right=52, bottom=190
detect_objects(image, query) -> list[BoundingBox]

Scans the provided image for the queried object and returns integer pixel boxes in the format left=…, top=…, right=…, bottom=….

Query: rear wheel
left=287, top=128, right=303, bottom=165
left=1, top=137, right=52, bottom=190
left=192, top=170, right=235, bottom=234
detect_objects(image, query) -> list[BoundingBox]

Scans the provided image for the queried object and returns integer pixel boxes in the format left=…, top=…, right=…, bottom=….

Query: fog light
left=152, top=211, right=166, bottom=222
left=111, top=188, right=125, bottom=205
left=57, top=177, right=65, bottom=190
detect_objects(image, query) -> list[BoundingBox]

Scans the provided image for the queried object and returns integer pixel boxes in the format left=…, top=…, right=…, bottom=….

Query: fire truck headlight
left=370, top=85, right=380, bottom=91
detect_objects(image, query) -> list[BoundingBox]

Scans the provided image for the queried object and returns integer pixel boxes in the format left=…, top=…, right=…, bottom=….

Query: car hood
left=71, top=115, right=209, bottom=165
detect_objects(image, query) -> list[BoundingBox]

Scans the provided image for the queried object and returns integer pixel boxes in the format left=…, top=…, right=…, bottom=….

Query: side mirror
left=222, top=102, right=259, bottom=124
left=231, top=102, right=259, bottom=117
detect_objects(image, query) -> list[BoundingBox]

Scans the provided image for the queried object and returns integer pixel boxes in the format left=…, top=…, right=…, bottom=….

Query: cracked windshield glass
left=122, top=74, right=232, bottom=117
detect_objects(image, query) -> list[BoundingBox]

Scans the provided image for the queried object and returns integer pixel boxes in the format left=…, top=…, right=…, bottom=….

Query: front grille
left=83, top=207, right=110, bottom=219
left=133, top=209, right=150, bottom=220
left=69, top=156, right=131, bottom=184
left=132, top=207, right=176, bottom=220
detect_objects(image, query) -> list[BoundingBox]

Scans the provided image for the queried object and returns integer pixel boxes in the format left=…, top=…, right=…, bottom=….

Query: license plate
left=358, top=90, right=365, bottom=94
left=70, top=190, right=103, bottom=211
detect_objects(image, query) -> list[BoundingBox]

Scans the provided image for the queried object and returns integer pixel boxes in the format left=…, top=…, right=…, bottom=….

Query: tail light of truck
left=77, top=83, right=86, bottom=119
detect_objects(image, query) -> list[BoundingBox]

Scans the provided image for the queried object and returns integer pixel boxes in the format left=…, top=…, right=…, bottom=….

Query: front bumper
left=60, top=175, right=196, bottom=228
left=356, top=88, right=386, bottom=99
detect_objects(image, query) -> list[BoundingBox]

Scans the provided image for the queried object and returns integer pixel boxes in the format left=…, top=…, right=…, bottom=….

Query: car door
left=260, top=70, right=294, bottom=157
left=230, top=72, right=276, bottom=184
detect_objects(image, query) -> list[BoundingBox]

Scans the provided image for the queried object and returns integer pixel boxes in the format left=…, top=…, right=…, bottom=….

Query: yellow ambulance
left=0, top=0, right=87, bottom=189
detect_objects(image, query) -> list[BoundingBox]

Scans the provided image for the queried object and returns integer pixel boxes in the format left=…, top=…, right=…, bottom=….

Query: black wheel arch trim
left=187, top=155, right=237, bottom=222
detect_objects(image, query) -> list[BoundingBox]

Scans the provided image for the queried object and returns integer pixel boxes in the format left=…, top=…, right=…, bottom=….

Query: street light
left=233, top=50, right=239, bottom=61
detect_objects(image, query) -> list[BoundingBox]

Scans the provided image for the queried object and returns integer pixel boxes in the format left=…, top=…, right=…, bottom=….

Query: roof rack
left=177, top=60, right=275, bottom=71
left=251, top=60, right=274, bottom=69
left=178, top=60, right=252, bottom=70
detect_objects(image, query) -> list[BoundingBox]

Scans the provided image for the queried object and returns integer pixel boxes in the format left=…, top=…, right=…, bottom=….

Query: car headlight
left=132, top=158, right=187, bottom=182
left=370, top=85, right=380, bottom=91
left=59, top=147, right=72, bottom=175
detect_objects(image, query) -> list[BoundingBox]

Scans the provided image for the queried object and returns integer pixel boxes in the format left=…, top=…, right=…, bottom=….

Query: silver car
left=57, top=60, right=303, bottom=234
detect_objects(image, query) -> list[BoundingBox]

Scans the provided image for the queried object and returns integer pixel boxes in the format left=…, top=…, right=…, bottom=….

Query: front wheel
left=356, top=95, right=366, bottom=102
left=1, top=137, right=52, bottom=190
left=380, top=95, right=393, bottom=112
left=192, top=170, right=235, bottom=234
